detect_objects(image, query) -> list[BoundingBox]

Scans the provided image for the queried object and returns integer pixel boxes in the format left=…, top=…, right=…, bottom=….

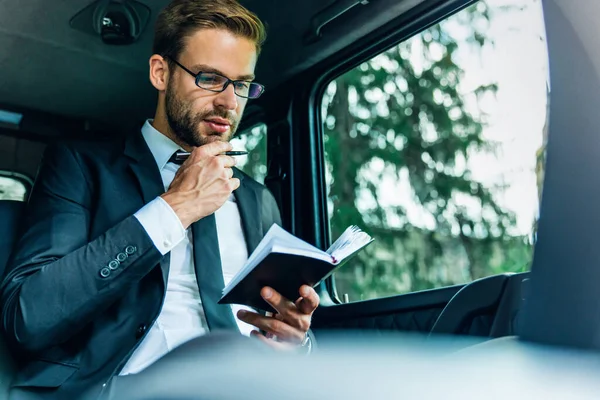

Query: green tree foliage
left=232, top=123, right=268, bottom=184
left=322, top=1, right=536, bottom=300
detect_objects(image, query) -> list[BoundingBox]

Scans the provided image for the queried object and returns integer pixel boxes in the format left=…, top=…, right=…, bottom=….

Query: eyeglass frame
left=163, top=55, right=265, bottom=99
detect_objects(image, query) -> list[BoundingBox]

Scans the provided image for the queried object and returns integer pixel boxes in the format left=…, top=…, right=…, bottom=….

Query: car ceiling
left=0, top=0, right=425, bottom=130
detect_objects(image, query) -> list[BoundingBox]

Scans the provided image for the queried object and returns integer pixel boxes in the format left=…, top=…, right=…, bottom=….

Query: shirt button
left=108, top=260, right=120, bottom=270
left=136, top=324, right=148, bottom=339
left=116, top=252, right=127, bottom=262
left=163, top=239, right=171, bottom=248
left=99, top=267, right=111, bottom=278
left=125, top=245, right=137, bottom=255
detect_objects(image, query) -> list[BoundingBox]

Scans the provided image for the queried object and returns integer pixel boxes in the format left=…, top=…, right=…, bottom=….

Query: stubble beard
left=164, top=83, right=239, bottom=148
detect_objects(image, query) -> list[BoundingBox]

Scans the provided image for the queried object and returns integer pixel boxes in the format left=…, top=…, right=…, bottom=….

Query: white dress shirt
left=120, top=120, right=254, bottom=375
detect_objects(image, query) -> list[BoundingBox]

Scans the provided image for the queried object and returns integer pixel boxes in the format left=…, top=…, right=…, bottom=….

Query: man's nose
left=214, top=83, right=238, bottom=111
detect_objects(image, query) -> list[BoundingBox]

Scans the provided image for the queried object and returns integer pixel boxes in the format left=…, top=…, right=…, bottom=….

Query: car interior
left=1, top=0, right=600, bottom=398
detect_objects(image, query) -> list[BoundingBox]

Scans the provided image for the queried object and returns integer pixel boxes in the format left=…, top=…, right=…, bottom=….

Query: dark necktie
left=168, top=151, right=188, bottom=165
left=191, top=214, right=238, bottom=331
left=167, top=151, right=237, bottom=330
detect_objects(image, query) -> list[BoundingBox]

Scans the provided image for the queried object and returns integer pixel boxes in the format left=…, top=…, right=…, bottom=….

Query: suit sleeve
left=1, top=143, right=165, bottom=353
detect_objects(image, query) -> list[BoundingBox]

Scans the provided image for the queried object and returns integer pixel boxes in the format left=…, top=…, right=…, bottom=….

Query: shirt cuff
left=134, top=196, right=186, bottom=255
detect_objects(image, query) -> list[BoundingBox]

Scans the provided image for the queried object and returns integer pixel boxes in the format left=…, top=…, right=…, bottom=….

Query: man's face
left=165, top=28, right=258, bottom=147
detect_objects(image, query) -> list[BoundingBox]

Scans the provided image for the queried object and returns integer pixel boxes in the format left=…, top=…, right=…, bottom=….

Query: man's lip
left=204, top=117, right=231, bottom=126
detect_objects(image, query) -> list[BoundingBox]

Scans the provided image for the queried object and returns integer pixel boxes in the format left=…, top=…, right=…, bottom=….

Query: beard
left=164, top=83, right=239, bottom=147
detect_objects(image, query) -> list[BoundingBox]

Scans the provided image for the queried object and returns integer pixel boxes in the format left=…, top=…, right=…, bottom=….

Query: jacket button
left=99, top=267, right=111, bottom=278
left=108, top=260, right=120, bottom=270
left=116, top=252, right=127, bottom=262
left=136, top=324, right=147, bottom=339
left=125, top=245, right=137, bottom=255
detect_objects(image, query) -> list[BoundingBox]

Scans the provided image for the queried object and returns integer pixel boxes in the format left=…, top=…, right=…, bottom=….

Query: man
left=0, top=0, right=319, bottom=398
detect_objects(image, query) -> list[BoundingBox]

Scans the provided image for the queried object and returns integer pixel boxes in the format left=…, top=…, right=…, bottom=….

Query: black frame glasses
left=165, top=56, right=265, bottom=99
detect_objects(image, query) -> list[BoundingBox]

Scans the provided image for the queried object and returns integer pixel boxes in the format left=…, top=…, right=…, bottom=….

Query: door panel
left=313, top=272, right=530, bottom=343
left=312, top=284, right=462, bottom=335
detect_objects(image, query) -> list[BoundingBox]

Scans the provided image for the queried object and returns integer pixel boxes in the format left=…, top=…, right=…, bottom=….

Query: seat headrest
left=0, top=200, right=26, bottom=278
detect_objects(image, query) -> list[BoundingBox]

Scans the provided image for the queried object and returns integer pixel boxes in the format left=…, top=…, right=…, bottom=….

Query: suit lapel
left=123, top=131, right=170, bottom=285
left=233, top=168, right=263, bottom=255
left=233, top=169, right=269, bottom=317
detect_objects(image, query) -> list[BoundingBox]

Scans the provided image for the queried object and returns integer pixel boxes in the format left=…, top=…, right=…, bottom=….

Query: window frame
left=0, top=170, right=33, bottom=202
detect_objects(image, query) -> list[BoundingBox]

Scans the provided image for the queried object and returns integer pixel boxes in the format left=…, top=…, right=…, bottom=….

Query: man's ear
left=149, top=54, right=169, bottom=91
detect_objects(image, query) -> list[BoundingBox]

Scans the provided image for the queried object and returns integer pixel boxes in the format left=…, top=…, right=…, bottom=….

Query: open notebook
left=218, top=224, right=373, bottom=311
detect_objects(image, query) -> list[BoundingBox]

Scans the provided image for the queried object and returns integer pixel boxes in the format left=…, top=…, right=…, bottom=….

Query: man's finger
left=218, top=156, right=237, bottom=168
left=193, top=140, right=233, bottom=158
left=237, top=310, right=305, bottom=343
left=229, top=177, right=241, bottom=191
left=296, top=285, right=320, bottom=315
left=260, top=287, right=295, bottom=318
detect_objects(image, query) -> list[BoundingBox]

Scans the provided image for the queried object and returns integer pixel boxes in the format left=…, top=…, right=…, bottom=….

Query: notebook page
left=266, top=224, right=325, bottom=254
left=270, top=243, right=333, bottom=263
left=326, top=225, right=373, bottom=263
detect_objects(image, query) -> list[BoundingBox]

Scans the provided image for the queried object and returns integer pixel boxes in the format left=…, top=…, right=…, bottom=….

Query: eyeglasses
left=165, top=56, right=265, bottom=99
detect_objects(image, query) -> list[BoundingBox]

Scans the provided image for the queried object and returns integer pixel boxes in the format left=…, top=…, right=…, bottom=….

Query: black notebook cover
left=218, top=252, right=336, bottom=312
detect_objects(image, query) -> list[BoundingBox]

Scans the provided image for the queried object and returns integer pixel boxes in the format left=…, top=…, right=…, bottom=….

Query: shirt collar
left=141, top=119, right=183, bottom=171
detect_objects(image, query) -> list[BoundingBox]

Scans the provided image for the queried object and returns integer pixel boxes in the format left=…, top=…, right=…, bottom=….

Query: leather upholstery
left=0, top=200, right=25, bottom=399
left=315, top=272, right=529, bottom=342
left=431, top=273, right=530, bottom=339
left=0, top=200, right=24, bottom=277
left=429, top=274, right=510, bottom=336
left=460, top=314, right=494, bottom=336
left=317, top=307, right=444, bottom=333
left=490, top=274, right=530, bottom=337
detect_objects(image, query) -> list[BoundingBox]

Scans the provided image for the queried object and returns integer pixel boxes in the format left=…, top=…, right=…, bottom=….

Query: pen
left=174, top=151, right=248, bottom=161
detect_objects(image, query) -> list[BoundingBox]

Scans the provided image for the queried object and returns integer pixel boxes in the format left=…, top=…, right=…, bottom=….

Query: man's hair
left=153, top=0, right=266, bottom=62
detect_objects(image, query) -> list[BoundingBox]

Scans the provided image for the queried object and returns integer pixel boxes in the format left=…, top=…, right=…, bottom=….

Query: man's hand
left=236, top=285, right=320, bottom=351
left=161, top=141, right=240, bottom=229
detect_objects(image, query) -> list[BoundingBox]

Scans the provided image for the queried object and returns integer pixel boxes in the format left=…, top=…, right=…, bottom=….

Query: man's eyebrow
left=191, top=64, right=255, bottom=81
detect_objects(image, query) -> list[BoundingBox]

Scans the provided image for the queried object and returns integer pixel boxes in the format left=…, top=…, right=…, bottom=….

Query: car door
left=264, top=0, right=548, bottom=339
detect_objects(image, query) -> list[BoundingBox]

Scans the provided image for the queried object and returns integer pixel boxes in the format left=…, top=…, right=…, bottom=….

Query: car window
left=0, top=175, right=29, bottom=201
left=230, top=123, right=267, bottom=184
left=322, top=0, right=549, bottom=302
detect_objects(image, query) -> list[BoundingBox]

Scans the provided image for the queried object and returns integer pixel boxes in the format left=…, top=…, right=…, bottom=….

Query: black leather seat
left=0, top=200, right=26, bottom=398
left=0, top=200, right=25, bottom=277
left=489, top=273, right=529, bottom=338
left=429, top=274, right=510, bottom=337
left=429, top=272, right=530, bottom=341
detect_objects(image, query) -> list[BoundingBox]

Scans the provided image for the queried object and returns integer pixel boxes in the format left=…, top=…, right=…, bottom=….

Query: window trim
left=306, top=0, right=480, bottom=305
left=0, top=170, right=33, bottom=202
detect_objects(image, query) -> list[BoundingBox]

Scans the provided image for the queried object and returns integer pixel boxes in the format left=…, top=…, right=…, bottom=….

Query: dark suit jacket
left=0, top=131, right=282, bottom=399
